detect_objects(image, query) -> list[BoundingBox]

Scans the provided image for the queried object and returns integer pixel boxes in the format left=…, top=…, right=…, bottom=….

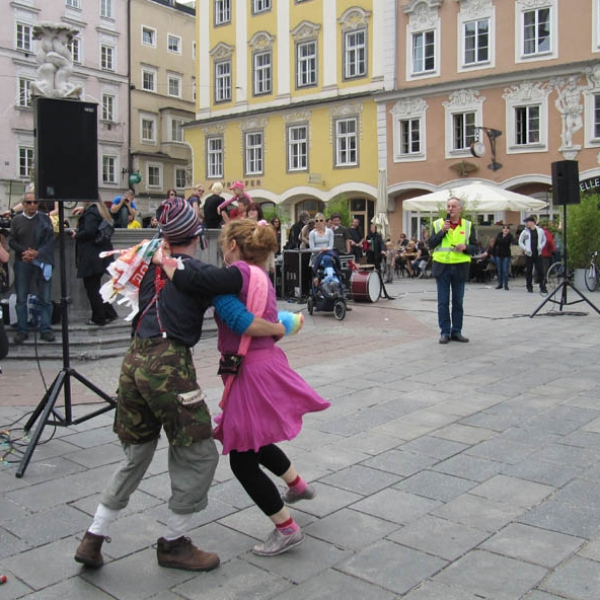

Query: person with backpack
left=73, top=201, right=119, bottom=326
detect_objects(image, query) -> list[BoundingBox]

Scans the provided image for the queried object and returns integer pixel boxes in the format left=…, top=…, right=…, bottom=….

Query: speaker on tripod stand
left=16, top=97, right=117, bottom=478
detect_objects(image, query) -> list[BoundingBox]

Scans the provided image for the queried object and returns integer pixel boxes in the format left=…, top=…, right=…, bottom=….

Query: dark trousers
left=83, top=274, right=118, bottom=324
left=525, top=254, right=544, bottom=290
left=435, top=264, right=466, bottom=335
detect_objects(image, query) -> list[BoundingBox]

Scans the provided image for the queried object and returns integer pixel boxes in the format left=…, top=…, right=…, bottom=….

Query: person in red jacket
left=540, top=223, right=557, bottom=286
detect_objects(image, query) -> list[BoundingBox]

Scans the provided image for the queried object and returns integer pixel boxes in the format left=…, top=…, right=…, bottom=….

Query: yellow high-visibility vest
left=432, top=218, right=472, bottom=264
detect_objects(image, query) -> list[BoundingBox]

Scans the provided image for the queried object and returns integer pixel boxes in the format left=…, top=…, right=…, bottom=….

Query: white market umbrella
left=403, top=181, right=548, bottom=213
left=372, top=169, right=389, bottom=239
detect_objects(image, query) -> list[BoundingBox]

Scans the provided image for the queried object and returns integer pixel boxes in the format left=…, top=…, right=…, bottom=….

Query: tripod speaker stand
left=16, top=203, right=117, bottom=477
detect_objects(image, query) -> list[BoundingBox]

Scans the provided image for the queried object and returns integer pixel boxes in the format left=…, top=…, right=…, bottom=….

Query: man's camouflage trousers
left=114, top=337, right=213, bottom=446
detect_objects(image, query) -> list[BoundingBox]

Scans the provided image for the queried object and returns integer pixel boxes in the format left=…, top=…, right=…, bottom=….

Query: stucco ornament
left=551, top=76, right=587, bottom=155
left=30, top=22, right=82, bottom=99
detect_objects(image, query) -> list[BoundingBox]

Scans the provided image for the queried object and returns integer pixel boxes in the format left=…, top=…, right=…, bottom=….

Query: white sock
left=164, top=510, right=192, bottom=541
left=88, top=503, right=120, bottom=536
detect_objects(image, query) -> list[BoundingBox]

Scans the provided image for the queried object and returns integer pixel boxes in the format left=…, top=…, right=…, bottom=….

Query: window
left=288, top=125, right=308, bottom=171
left=142, top=67, right=157, bottom=92
left=16, top=23, right=32, bottom=52
left=141, top=117, right=156, bottom=143
left=335, top=118, right=357, bottom=166
left=175, top=168, right=187, bottom=189
left=253, top=0, right=271, bottom=14
left=391, top=97, right=428, bottom=162
left=523, top=8, right=550, bottom=56
left=245, top=132, right=263, bottom=175
left=516, top=0, right=557, bottom=62
left=148, top=164, right=162, bottom=187
left=101, top=45, right=115, bottom=71
left=168, top=74, right=182, bottom=98
left=464, top=19, right=489, bottom=65
left=17, top=78, right=32, bottom=107
left=215, top=60, right=231, bottom=102
left=453, top=112, right=476, bottom=151
left=400, top=119, right=421, bottom=156
left=101, top=93, right=115, bottom=121
left=142, top=27, right=156, bottom=47
left=344, top=30, right=366, bottom=79
left=515, top=105, right=540, bottom=146
left=207, top=136, right=223, bottom=178
left=412, top=31, right=435, bottom=75
left=170, top=118, right=184, bottom=142
left=68, top=37, right=81, bottom=64
left=66, top=0, right=81, bottom=8
left=297, top=41, right=317, bottom=88
left=253, top=51, right=271, bottom=95
left=102, top=156, right=117, bottom=184
left=19, top=147, right=33, bottom=178
left=168, top=34, right=181, bottom=54
left=215, top=0, right=231, bottom=25
left=101, top=0, right=114, bottom=18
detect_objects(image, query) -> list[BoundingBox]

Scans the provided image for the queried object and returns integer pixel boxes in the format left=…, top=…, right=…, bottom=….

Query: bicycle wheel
left=545, top=262, right=563, bottom=291
left=585, top=263, right=599, bottom=292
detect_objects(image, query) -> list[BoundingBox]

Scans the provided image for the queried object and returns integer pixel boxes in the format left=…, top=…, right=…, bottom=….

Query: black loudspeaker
left=551, top=160, right=580, bottom=206
left=35, top=97, right=98, bottom=201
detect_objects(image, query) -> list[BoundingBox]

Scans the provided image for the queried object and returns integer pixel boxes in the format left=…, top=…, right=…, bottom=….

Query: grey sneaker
left=282, top=484, right=316, bottom=505
left=253, top=528, right=304, bottom=557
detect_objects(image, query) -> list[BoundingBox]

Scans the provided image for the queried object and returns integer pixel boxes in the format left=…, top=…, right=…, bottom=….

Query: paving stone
left=578, top=537, right=600, bottom=561
left=63, top=427, right=120, bottom=449
left=465, top=437, right=536, bottom=465
left=502, top=457, right=582, bottom=487
left=319, top=464, right=402, bottom=495
left=431, top=423, right=497, bottom=445
left=338, top=539, right=447, bottom=595
left=527, top=443, right=599, bottom=467
left=64, top=442, right=124, bottom=468
left=303, top=507, right=399, bottom=550
left=519, top=501, right=600, bottom=539
left=400, top=435, right=469, bottom=459
left=352, top=488, right=441, bottom=525
left=11, top=456, right=86, bottom=485
left=432, top=493, right=525, bottom=532
left=402, top=581, right=486, bottom=600
left=433, top=549, right=547, bottom=599
left=395, top=470, right=477, bottom=502
left=522, top=592, right=569, bottom=600
left=17, top=578, right=116, bottom=599
left=71, top=488, right=164, bottom=520
left=540, top=556, right=600, bottom=600
left=330, top=431, right=401, bottom=456
left=432, top=453, right=504, bottom=482
left=362, top=449, right=437, bottom=477
left=481, top=522, right=584, bottom=567
left=6, top=477, right=90, bottom=511
left=388, top=514, right=490, bottom=561
left=551, top=478, right=600, bottom=508
left=0, top=525, right=30, bottom=559
left=301, top=445, right=371, bottom=472
left=468, top=474, right=554, bottom=508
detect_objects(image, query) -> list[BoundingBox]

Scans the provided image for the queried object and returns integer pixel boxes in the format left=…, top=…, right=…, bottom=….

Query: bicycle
left=540, top=260, right=571, bottom=296
left=584, top=251, right=600, bottom=292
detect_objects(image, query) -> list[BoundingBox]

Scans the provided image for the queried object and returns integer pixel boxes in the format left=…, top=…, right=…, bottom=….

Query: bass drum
left=350, top=270, right=381, bottom=303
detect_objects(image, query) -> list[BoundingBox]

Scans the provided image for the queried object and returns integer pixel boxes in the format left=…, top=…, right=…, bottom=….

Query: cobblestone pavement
left=2, top=277, right=600, bottom=599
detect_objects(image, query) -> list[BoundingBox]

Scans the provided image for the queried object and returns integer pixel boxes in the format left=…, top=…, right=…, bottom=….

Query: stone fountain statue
left=30, top=22, right=82, bottom=99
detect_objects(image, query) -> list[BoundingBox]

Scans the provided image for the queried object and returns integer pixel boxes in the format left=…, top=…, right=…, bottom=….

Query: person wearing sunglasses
left=9, top=192, right=55, bottom=343
left=308, top=212, right=333, bottom=259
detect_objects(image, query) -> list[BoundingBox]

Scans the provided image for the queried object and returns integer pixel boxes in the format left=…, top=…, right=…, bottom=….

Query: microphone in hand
left=445, top=212, right=451, bottom=221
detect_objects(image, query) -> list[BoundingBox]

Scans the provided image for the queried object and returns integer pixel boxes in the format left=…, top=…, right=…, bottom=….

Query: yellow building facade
left=187, top=0, right=395, bottom=232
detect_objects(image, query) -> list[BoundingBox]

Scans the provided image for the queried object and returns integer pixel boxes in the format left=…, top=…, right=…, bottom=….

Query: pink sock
left=276, top=517, right=299, bottom=535
left=287, top=475, right=307, bottom=494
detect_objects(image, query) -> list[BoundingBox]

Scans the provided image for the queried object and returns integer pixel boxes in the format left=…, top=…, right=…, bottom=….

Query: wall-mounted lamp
left=471, top=127, right=502, bottom=171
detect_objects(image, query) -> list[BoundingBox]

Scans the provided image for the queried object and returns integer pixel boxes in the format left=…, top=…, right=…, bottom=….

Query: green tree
left=566, top=193, right=600, bottom=268
left=325, top=195, right=351, bottom=226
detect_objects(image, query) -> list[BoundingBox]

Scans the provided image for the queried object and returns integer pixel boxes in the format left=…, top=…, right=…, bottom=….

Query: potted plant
left=566, top=192, right=600, bottom=289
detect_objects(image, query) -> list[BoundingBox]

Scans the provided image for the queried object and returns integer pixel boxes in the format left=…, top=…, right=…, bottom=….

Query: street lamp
left=470, top=127, right=502, bottom=171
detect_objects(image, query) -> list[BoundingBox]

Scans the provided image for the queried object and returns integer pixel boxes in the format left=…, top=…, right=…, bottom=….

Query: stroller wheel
left=333, top=301, right=346, bottom=320
left=307, top=296, right=314, bottom=315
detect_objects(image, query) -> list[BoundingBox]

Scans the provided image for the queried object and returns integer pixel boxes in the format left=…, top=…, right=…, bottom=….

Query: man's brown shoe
left=156, top=536, right=220, bottom=571
left=74, top=531, right=110, bottom=568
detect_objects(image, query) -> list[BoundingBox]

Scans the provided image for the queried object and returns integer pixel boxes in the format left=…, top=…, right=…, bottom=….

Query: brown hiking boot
left=74, top=531, right=110, bottom=568
left=156, top=536, right=220, bottom=571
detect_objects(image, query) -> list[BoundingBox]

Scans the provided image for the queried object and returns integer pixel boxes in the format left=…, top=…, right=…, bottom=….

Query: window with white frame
left=148, top=164, right=162, bottom=187
left=443, top=89, right=484, bottom=158
left=335, top=118, right=358, bottom=167
left=68, top=37, right=81, bottom=63
left=101, top=45, right=115, bottom=71
left=142, top=26, right=156, bottom=47
left=175, top=168, right=187, bottom=189
left=16, top=23, right=32, bottom=52
left=170, top=118, right=184, bottom=142
left=452, top=112, right=476, bottom=151
left=142, top=67, right=157, bottom=92
left=458, top=0, right=495, bottom=71
left=102, top=155, right=117, bottom=184
left=244, top=132, right=263, bottom=175
left=412, top=31, right=435, bottom=75
left=253, top=0, right=271, bottom=14
left=516, top=0, right=557, bottom=62
left=215, top=0, right=231, bottom=25
left=17, top=78, right=32, bottom=107
left=253, top=51, right=272, bottom=95
left=404, top=0, right=441, bottom=80
left=168, top=34, right=181, bottom=54
left=101, top=0, right=114, bottom=18
left=66, top=0, right=81, bottom=8
left=391, top=97, right=428, bottom=162
left=400, top=119, right=422, bottom=156
left=464, top=19, right=489, bottom=66
left=141, top=115, right=157, bottom=143
left=207, top=136, right=223, bottom=178
left=503, top=81, right=548, bottom=152
left=168, top=74, right=182, bottom=98
left=288, top=124, right=308, bottom=171
left=101, top=93, right=115, bottom=121
left=595, top=94, right=600, bottom=139
left=594, top=0, right=600, bottom=51
left=344, top=30, right=367, bottom=79
left=297, top=41, right=317, bottom=88
left=515, top=105, right=540, bottom=146
left=18, top=147, right=33, bottom=178
left=215, top=60, right=231, bottom=102
left=584, top=84, right=600, bottom=146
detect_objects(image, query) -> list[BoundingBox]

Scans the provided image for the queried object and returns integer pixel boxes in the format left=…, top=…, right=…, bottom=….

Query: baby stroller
left=307, top=250, right=347, bottom=320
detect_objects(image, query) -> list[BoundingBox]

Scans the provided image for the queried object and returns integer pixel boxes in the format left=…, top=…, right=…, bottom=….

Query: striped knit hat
left=157, top=197, right=203, bottom=244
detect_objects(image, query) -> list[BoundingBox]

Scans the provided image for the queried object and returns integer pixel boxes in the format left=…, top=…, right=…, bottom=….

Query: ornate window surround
left=443, top=89, right=485, bottom=159
left=514, top=0, right=558, bottom=64
left=390, top=97, right=428, bottom=163
left=403, top=0, right=442, bottom=81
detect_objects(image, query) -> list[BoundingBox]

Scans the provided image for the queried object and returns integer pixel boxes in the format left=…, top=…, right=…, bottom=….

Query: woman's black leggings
left=229, top=444, right=291, bottom=517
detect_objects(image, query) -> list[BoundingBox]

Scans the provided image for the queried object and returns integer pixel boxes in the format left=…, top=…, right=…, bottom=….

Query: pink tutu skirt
left=213, top=346, right=330, bottom=454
